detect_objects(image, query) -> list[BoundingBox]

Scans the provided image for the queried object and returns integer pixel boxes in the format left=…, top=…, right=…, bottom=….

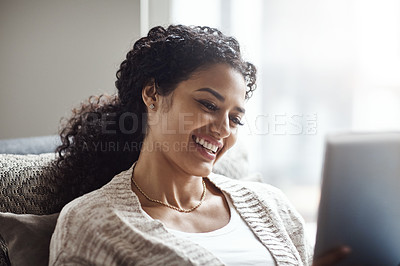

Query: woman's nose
left=211, top=114, right=231, bottom=138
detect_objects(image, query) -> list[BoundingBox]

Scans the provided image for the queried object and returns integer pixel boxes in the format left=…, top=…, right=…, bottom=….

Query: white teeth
left=194, top=136, right=218, bottom=153
left=211, top=144, right=217, bottom=151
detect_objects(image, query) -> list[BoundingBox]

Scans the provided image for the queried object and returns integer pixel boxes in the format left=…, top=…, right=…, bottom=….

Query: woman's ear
left=142, top=80, right=158, bottom=111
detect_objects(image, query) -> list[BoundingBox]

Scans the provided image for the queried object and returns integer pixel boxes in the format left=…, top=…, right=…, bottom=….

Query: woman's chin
left=191, top=161, right=213, bottom=177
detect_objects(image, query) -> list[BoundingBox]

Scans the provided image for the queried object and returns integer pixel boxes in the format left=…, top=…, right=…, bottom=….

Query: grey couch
left=0, top=135, right=61, bottom=155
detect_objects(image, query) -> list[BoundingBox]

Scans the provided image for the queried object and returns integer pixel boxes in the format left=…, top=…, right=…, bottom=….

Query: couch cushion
left=0, top=153, right=65, bottom=215
left=0, top=153, right=64, bottom=266
left=0, top=212, right=59, bottom=266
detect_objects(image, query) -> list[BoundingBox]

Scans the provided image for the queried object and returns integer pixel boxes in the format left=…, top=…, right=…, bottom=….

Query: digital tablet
left=314, top=132, right=400, bottom=265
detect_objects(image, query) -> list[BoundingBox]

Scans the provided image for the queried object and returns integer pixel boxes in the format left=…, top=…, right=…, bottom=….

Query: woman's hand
left=312, top=246, right=351, bottom=266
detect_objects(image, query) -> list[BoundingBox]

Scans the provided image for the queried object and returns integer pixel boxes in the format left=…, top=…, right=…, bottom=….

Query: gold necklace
left=131, top=168, right=207, bottom=213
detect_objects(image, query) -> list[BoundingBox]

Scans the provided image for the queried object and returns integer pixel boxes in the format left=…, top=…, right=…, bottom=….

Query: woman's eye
left=199, top=100, right=218, bottom=111
left=231, top=117, right=244, bottom=126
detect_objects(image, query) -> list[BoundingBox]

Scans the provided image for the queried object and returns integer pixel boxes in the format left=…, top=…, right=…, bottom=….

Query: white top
left=167, top=193, right=277, bottom=266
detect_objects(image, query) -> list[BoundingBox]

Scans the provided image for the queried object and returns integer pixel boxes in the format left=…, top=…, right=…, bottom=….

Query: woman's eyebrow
left=196, top=88, right=225, bottom=102
left=195, top=87, right=246, bottom=114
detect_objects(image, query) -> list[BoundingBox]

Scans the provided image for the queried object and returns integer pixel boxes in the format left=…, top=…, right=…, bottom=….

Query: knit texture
left=50, top=165, right=313, bottom=266
left=0, top=153, right=61, bottom=215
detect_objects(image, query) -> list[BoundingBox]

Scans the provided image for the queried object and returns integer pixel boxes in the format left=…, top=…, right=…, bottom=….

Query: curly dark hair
left=53, top=25, right=256, bottom=206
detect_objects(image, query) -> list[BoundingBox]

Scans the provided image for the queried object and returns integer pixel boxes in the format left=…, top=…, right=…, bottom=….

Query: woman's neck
left=133, top=144, right=205, bottom=210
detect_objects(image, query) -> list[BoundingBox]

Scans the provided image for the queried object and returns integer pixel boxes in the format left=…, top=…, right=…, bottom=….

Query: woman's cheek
left=215, top=134, right=237, bottom=162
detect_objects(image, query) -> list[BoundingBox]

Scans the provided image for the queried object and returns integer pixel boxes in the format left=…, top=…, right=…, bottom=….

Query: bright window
left=168, top=0, right=400, bottom=243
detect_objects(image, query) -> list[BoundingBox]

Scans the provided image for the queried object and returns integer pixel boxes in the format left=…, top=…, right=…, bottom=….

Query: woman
left=49, top=25, right=348, bottom=265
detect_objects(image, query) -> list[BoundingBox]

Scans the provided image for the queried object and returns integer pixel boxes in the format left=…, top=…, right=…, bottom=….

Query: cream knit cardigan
left=49, top=165, right=313, bottom=266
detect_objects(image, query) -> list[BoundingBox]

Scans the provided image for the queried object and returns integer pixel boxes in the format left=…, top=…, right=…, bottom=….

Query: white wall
left=0, top=0, right=141, bottom=139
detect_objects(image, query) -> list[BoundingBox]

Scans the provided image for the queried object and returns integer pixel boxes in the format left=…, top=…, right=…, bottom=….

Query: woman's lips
left=192, top=134, right=223, bottom=152
left=192, top=135, right=217, bottom=161
left=194, top=141, right=216, bottom=161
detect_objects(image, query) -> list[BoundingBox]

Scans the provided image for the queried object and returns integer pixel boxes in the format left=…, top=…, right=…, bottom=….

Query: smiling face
left=144, top=63, right=247, bottom=177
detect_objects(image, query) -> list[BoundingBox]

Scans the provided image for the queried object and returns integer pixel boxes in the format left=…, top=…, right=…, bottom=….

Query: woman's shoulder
left=208, top=172, right=300, bottom=219
left=57, top=167, right=134, bottom=227
left=208, top=172, right=286, bottom=200
left=56, top=185, right=108, bottom=231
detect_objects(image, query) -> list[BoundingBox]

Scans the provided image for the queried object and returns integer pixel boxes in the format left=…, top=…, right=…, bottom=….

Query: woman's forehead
left=181, top=64, right=246, bottom=97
